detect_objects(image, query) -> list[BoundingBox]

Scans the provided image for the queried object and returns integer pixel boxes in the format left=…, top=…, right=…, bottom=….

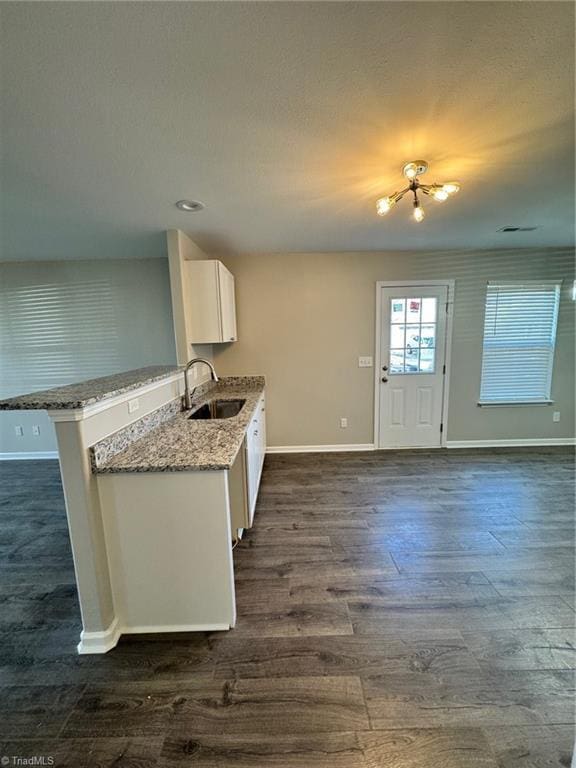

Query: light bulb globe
left=376, top=197, right=392, bottom=216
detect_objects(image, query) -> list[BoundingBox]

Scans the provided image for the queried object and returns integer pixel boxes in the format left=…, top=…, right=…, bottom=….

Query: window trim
left=478, top=280, right=560, bottom=407
left=478, top=399, right=554, bottom=407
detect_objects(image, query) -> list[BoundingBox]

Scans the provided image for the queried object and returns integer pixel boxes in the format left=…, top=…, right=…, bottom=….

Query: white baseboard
left=267, top=439, right=575, bottom=454
left=122, top=622, right=232, bottom=635
left=447, top=438, right=576, bottom=448
left=0, top=451, right=59, bottom=460
left=266, top=444, right=375, bottom=454
left=77, top=618, right=232, bottom=654
left=77, top=617, right=122, bottom=655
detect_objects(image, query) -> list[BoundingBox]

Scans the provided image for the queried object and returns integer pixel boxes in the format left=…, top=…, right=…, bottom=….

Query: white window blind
left=479, top=282, right=560, bottom=404
left=0, top=280, right=121, bottom=398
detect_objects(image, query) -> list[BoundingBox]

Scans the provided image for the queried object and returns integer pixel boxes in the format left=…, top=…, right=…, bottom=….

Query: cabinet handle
left=254, top=430, right=259, bottom=436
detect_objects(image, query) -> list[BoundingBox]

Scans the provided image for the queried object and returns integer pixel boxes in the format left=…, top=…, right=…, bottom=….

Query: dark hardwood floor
left=0, top=449, right=574, bottom=767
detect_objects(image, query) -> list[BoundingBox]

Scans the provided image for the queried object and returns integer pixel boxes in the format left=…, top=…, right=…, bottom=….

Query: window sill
left=477, top=400, right=554, bottom=407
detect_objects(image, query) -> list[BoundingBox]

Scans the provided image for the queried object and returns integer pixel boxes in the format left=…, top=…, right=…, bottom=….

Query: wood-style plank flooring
left=0, top=449, right=574, bottom=766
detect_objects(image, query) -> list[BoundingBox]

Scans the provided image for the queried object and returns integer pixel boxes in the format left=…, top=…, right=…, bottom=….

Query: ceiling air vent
left=497, top=226, right=539, bottom=232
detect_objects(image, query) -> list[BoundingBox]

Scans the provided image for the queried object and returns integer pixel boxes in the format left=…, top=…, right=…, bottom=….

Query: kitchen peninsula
left=0, top=366, right=266, bottom=653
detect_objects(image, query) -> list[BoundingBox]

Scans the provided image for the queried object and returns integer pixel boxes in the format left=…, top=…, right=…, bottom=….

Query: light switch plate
left=358, top=356, right=373, bottom=368
left=553, top=411, right=561, bottom=422
left=128, top=398, right=140, bottom=414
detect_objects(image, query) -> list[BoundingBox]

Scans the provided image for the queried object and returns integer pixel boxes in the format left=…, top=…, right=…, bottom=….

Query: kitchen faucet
left=183, top=358, right=219, bottom=410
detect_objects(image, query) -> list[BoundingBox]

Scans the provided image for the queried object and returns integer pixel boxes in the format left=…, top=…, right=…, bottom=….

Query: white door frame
left=373, top=280, right=455, bottom=449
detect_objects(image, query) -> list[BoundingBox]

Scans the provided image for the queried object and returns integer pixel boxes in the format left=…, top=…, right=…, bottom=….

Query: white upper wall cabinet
left=185, top=260, right=238, bottom=344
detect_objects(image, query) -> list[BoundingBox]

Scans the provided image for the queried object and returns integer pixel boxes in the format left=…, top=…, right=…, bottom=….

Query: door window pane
left=420, top=324, right=436, bottom=349
left=407, top=298, right=421, bottom=323
left=405, top=347, right=418, bottom=367
left=390, top=350, right=405, bottom=373
left=391, top=299, right=405, bottom=323
left=390, top=324, right=405, bottom=349
left=404, top=351, right=419, bottom=373
left=405, top=325, right=420, bottom=353
left=388, top=296, right=438, bottom=375
left=421, top=298, right=437, bottom=323
left=419, top=347, right=435, bottom=372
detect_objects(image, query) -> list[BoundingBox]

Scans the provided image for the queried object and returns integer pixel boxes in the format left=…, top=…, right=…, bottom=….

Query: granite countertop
left=0, top=366, right=181, bottom=411
left=95, top=377, right=265, bottom=473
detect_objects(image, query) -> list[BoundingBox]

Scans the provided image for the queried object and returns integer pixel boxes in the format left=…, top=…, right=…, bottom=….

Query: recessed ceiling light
left=175, top=200, right=205, bottom=212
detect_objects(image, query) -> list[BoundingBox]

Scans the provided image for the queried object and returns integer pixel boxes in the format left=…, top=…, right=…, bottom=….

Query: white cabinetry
left=185, top=260, right=237, bottom=344
left=99, top=470, right=236, bottom=636
left=246, top=395, right=266, bottom=522
left=229, top=394, right=266, bottom=534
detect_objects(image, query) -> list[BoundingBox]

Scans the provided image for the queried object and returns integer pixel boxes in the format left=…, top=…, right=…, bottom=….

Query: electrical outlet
left=14, top=425, right=24, bottom=437
left=32, top=425, right=41, bottom=436
left=358, top=356, right=373, bottom=368
left=340, top=417, right=348, bottom=428
left=553, top=411, right=561, bottom=422
left=128, top=398, right=140, bottom=414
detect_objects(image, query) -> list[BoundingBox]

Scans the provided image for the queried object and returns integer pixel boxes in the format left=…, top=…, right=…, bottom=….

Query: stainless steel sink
left=188, top=399, right=245, bottom=420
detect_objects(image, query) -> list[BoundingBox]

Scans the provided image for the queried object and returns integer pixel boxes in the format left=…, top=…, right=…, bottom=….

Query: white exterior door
left=378, top=284, right=449, bottom=448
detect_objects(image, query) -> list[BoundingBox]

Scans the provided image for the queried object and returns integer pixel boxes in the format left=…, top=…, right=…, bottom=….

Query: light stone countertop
left=94, top=377, right=265, bottom=473
left=0, top=366, right=181, bottom=411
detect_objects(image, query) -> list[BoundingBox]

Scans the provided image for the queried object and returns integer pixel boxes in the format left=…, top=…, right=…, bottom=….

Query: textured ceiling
left=0, top=1, right=574, bottom=260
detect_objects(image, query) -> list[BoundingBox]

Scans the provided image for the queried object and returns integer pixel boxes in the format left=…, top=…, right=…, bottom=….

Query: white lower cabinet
left=99, top=470, right=237, bottom=635
left=94, top=390, right=267, bottom=646
left=229, top=393, right=266, bottom=534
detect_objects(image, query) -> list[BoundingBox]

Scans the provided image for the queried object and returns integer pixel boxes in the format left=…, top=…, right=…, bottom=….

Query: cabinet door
left=245, top=397, right=265, bottom=523
left=245, top=423, right=260, bottom=524
left=185, top=260, right=238, bottom=344
left=185, top=261, right=222, bottom=343
left=218, top=263, right=237, bottom=342
left=256, top=396, right=266, bottom=480
left=228, top=444, right=249, bottom=535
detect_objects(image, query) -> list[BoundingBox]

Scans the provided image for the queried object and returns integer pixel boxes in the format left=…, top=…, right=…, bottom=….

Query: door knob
left=381, top=377, right=388, bottom=383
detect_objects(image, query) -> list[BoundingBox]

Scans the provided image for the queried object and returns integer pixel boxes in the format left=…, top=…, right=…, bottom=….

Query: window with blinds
left=0, top=280, right=122, bottom=398
left=479, top=282, right=560, bottom=404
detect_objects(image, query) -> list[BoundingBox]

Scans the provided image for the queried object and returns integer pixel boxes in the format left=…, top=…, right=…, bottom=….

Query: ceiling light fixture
left=376, top=161, right=460, bottom=223
left=175, top=200, right=205, bottom=212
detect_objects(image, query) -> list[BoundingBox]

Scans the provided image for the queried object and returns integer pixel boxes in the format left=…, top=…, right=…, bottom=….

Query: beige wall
left=213, top=248, right=575, bottom=447
left=0, top=258, right=177, bottom=455
left=3, top=245, right=573, bottom=455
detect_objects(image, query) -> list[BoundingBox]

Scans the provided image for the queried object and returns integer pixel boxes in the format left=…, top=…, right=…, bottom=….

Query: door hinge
left=445, top=301, right=450, bottom=313
left=440, top=422, right=444, bottom=433
left=442, top=364, right=446, bottom=375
